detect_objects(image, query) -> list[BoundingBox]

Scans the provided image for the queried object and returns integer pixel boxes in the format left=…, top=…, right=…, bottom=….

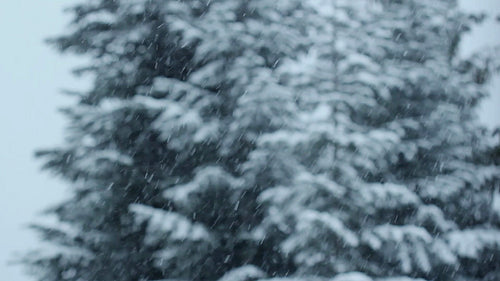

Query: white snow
left=362, top=183, right=421, bottom=211
left=332, top=272, right=373, bottom=281
left=415, top=205, right=457, bottom=232
left=217, top=265, right=267, bottom=281
left=129, top=204, right=213, bottom=245
left=297, top=210, right=359, bottom=247
left=447, top=228, right=500, bottom=259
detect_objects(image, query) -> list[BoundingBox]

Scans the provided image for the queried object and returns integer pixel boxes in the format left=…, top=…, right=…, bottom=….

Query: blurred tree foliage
left=23, top=1, right=500, bottom=281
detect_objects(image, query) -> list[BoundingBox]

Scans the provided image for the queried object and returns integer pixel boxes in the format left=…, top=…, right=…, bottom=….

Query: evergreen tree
left=25, top=1, right=299, bottom=280
left=255, top=1, right=500, bottom=280
left=23, top=1, right=500, bottom=281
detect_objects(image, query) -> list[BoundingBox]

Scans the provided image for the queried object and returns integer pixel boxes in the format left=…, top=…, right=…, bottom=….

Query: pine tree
left=254, top=1, right=500, bottom=280
left=23, top=1, right=500, bottom=281
left=24, top=1, right=299, bottom=280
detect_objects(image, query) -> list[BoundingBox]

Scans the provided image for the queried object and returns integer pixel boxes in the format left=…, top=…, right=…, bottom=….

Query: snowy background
left=0, top=1, right=498, bottom=281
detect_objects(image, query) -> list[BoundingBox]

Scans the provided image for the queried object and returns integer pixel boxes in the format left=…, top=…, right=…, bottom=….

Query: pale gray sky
left=0, top=3, right=88, bottom=281
left=459, top=0, right=500, bottom=129
left=0, top=2, right=498, bottom=281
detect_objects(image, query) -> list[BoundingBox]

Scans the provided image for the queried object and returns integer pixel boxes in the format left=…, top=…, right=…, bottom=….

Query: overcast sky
left=0, top=2, right=499, bottom=281
left=459, top=0, right=500, bottom=130
left=0, top=3, right=89, bottom=281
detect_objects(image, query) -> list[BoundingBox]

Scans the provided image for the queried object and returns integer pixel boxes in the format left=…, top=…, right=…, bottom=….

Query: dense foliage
left=24, top=1, right=500, bottom=281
